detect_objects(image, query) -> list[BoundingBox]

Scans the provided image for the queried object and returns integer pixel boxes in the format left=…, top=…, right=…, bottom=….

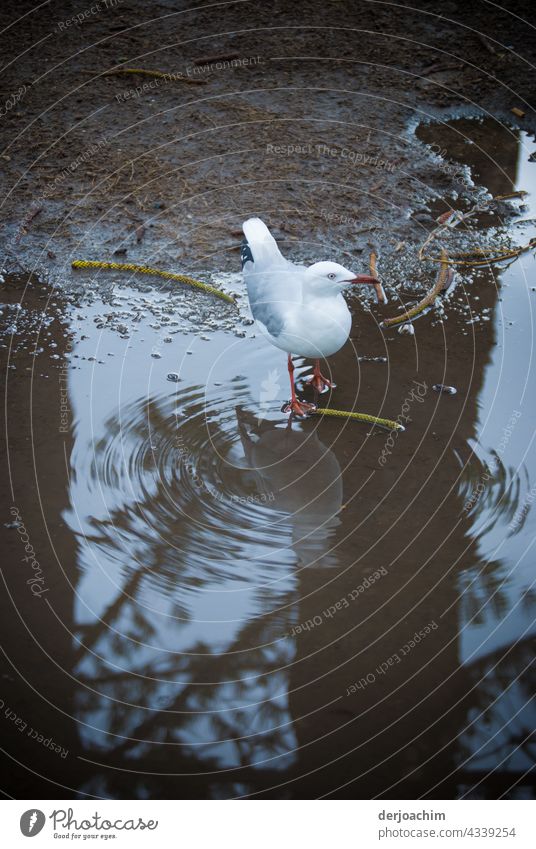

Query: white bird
left=242, top=217, right=386, bottom=417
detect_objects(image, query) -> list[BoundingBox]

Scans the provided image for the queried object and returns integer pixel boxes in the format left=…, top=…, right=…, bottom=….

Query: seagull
left=241, top=217, right=387, bottom=417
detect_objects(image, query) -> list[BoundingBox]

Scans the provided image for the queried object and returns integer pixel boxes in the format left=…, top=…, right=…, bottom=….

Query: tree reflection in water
left=69, top=391, right=345, bottom=797
left=458, top=637, right=536, bottom=798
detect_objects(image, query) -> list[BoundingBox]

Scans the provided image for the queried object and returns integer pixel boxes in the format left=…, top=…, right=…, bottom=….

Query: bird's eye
left=327, top=272, right=336, bottom=280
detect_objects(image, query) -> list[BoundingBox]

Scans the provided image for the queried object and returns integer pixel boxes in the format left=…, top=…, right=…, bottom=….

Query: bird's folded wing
left=244, top=268, right=302, bottom=336
left=242, top=218, right=302, bottom=336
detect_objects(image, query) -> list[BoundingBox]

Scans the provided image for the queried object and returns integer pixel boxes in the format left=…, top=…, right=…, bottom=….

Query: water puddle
left=2, top=114, right=536, bottom=799
left=417, top=116, right=536, bottom=792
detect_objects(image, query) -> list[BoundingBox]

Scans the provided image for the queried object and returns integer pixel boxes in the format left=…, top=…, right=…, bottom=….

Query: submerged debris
left=358, top=355, right=388, bottom=363
left=433, top=384, right=457, bottom=395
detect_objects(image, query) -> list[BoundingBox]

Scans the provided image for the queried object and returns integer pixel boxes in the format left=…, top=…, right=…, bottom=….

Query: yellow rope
left=313, top=407, right=405, bottom=431
left=102, top=68, right=206, bottom=85
left=383, top=250, right=450, bottom=328
left=71, top=260, right=236, bottom=305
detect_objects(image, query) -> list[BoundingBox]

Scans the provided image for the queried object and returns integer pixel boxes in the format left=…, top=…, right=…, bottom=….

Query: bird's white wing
left=242, top=218, right=302, bottom=338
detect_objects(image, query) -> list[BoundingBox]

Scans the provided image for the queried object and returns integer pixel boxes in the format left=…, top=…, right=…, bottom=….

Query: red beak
left=348, top=275, right=388, bottom=304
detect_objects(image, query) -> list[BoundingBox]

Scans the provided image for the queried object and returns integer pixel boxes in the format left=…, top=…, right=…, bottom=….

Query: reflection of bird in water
left=236, top=407, right=343, bottom=568
left=241, top=217, right=386, bottom=416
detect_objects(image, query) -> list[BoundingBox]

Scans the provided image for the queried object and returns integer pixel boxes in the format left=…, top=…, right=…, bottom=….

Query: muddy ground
left=1, top=0, right=535, bottom=280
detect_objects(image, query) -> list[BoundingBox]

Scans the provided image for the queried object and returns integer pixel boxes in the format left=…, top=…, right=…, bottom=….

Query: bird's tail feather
left=242, top=217, right=286, bottom=269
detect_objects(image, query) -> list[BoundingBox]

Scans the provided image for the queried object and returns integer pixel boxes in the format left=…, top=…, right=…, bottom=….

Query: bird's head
left=304, top=261, right=387, bottom=303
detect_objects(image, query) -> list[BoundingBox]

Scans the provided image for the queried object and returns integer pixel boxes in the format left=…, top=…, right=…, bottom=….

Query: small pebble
left=433, top=384, right=457, bottom=395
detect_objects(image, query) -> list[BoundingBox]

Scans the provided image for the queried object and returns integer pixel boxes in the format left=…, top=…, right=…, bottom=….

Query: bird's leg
left=282, top=354, right=317, bottom=417
left=305, top=359, right=336, bottom=395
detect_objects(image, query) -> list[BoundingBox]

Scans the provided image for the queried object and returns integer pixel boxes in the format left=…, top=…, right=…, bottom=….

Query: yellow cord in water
left=313, top=407, right=404, bottom=431
left=72, top=260, right=236, bottom=305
